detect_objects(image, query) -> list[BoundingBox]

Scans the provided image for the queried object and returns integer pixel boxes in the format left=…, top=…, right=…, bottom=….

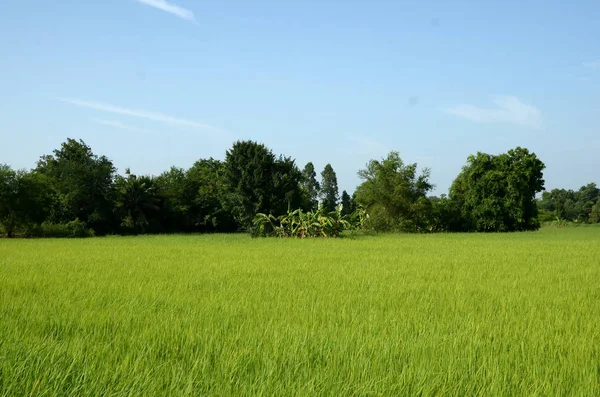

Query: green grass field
left=1, top=229, right=600, bottom=396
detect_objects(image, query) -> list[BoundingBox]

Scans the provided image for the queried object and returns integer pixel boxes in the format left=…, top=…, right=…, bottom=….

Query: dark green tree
left=590, top=201, right=600, bottom=223
left=36, top=138, right=116, bottom=234
left=154, top=167, right=190, bottom=232
left=427, top=194, right=462, bottom=232
left=320, top=164, right=339, bottom=212
left=355, top=151, right=433, bottom=232
left=222, top=140, right=303, bottom=229
left=115, top=169, right=160, bottom=233
left=340, top=190, right=352, bottom=216
left=449, top=147, right=545, bottom=232
left=538, top=183, right=599, bottom=223
left=0, top=166, right=52, bottom=237
left=186, top=158, right=235, bottom=232
left=301, top=162, right=320, bottom=210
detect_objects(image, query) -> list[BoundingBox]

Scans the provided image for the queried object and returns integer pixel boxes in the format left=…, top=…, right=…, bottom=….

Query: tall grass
left=1, top=229, right=600, bottom=396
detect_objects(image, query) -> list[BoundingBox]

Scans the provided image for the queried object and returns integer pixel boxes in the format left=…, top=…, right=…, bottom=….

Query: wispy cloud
left=134, top=0, right=196, bottom=22
left=92, top=119, right=156, bottom=135
left=58, top=98, right=220, bottom=133
left=582, top=60, right=600, bottom=69
left=442, top=96, right=543, bottom=129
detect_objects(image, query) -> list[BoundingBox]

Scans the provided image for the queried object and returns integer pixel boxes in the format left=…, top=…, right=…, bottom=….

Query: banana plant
left=252, top=203, right=358, bottom=238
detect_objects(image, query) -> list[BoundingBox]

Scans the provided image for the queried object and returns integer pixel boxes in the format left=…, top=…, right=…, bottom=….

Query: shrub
left=30, top=219, right=95, bottom=238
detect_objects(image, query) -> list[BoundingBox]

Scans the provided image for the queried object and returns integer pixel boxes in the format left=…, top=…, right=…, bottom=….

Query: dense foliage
left=3, top=137, right=593, bottom=237
left=252, top=204, right=356, bottom=238
left=537, top=183, right=600, bottom=224
left=449, top=147, right=546, bottom=232
left=354, top=151, right=433, bottom=233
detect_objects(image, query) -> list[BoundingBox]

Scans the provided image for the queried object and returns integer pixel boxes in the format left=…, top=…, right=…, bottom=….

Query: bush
left=30, top=219, right=95, bottom=238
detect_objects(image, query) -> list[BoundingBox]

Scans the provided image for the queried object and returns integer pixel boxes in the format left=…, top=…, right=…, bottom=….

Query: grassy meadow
left=1, top=229, right=600, bottom=396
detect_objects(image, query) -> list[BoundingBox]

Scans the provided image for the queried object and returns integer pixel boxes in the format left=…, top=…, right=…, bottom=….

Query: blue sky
left=1, top=0, right=599, bottom=194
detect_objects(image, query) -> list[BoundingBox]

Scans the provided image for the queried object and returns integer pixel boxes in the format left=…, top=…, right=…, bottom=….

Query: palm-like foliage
left=115, top=170, right=160, bottom=233
left=252, top=203, right=360, bottom=238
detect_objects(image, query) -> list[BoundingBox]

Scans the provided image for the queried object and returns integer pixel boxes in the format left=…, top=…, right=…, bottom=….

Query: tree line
left=1, top=137, right=592, bottom=238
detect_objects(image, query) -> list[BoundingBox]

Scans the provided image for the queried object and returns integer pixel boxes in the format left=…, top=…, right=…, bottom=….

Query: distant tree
left=320, top=164, right=339, bottom=212
left=36, top=138, right=116, bottom=234
left=0, top=166, right=52, bottom=237
left=350, top=192, right=358, bottom=214
left=222, top=140, right=304, bottom=229
left=273, top=155, right=305, bottom=213
left=538, top=183, right=600, bottom=223
left=590, top=201, right=600, bottom=223
left=355, top=151, right=433, bottom=232
left=186, top=158, right=235, bottom=232
left=114, top=169, right=160, bottom=233
left=301, top=162, right=320, bottom=210
left=427, top=194, right=462, bottom=232
left=449, top=147, right=545, bottom=232
left=154, top=167, right=190, bottom=232
left=340, top=190, right=352, bottom=216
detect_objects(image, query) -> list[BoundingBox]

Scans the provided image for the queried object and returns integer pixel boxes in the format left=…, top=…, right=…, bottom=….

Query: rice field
left=1, top=228, right=600, bottom=396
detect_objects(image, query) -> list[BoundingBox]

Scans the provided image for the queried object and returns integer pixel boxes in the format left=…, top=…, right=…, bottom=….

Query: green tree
left=320, top=164, right=339, bottom=212
left=115, top=169, right=160, bottom=233
left=538, top=183, right=600, bottom=223
left=301, top=162, right=320, bottom=210
left=222, top=140, right=303, bottom=229
left=590, top=201, right=600, bottom=223
left=154, top=167, right=190, bottom=232
left=449, top=147, right=545, bottom=232
left=355, top=151, right=433, bottom=232
left=187, top=158, right=235, bottom=232
left=340, top=190, right=353, bottom=216
left=36, top=138, right=116, bottom=234
left=0, top=166, right=52, bottom=237
left=427, top=194, right=461, bottom=232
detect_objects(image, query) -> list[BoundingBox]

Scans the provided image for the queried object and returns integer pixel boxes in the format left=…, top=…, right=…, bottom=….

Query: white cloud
left=92, top=119, right=156, bottom=135
left=442, top=96, right=543, bottom=129
left=58, top=98, right=220, bottom=133
left=582, top=60, right=600, bottom=69
left=134, top=0, right=196, bottom=22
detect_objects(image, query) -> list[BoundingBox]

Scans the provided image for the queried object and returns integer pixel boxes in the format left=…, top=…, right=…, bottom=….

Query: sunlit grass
left=1, top=229, right=600, bottom=396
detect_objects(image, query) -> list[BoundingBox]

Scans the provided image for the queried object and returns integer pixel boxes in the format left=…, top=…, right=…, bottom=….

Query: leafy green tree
left=301, top=162, right=321, bottom=210
left=340, top=190, right=353, bottom=216
left=154, top=167, right=190, bottom=232
left=273, top=155, right=305, bottom=213
left=187, top=158, right=235, bottom=232
left=590, top=201, right=600, bottom=223
left=36, top=138, right=116, bottom=234
left=0, top=165, right=20, bottom=236
left=0, top=166, right=52, bottom=237
left=320, top=164, right=339, bottom=212
left=449, top=147, right=545, bottom=232
left=222, top=140, right=304, bottom=229
left=355, top=151, right=433, bottom=232
left=115, top=169, right=160, bottom=233
left=427, top=194, right=461, bottom=232
left=538, top=183, right=600, bottom=224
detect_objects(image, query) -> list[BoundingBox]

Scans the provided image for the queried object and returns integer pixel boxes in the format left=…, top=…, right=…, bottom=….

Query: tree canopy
left=354, top=151, right=433, bottom=232
left=320, top=164, right=339, bottom=212
left=2, top=137, right=584, bottom=238
left=449, top=147, right=545, bottom=232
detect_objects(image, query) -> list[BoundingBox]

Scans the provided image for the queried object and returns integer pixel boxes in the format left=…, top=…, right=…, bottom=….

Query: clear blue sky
left=1, top=0, right=599, bottom=194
